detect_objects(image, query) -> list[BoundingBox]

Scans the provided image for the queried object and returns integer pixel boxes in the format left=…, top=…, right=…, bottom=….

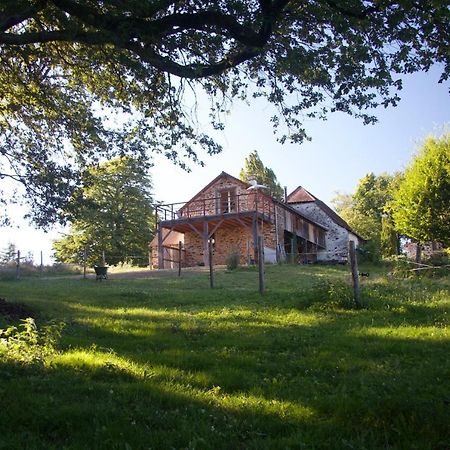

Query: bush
left=0, top=318, right=64, bottom=365
left=357, top=241, right=381, bottom=264
left=389, top=255, right=412, bottom=278
left=424, top=252, right=449, bottom=267
left=226, top=249, right=240, bottom=270
left=309, top=280, right=359, bottom=310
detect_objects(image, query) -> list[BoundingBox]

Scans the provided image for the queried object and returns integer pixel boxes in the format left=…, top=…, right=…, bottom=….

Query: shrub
left=309, top=280, right=358, bottom=310
left=389, top=255, right=412, bottom=278
left=226, top=249, right=240, bottom=270
left=357, top=241, right=381, bottom=264
left=0, top=318, right=64, bottom=365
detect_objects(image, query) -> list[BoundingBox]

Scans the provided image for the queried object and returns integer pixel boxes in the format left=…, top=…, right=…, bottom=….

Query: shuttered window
left=219, top=188, right=237, bottom=213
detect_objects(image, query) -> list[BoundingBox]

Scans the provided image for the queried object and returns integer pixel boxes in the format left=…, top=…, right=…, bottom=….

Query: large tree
left=333, top=171, right=402, bottom=259
left=53, top=156, right=154, bottom=266
left=239, top=150, right=284, bottom=199
left=392, top=134, right=450, bottom=247
left=1, top=1, right=449, bottom=225
left=332, top=192, right=382, bottom=261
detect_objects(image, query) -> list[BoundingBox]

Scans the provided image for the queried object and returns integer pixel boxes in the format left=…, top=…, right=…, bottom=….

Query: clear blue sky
left=1, top=66, right=448, bottom=263
left=152, top=66, right=449, bottom=206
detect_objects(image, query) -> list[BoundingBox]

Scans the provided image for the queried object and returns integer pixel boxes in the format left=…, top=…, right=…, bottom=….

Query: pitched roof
left=286, top=186, right=316, bottom=203
left=275, top=199, right=327, bottom=231
left=287, top=186, right=365, bottom=240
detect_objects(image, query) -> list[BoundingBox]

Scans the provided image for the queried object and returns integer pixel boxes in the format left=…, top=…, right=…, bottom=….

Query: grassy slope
left=0, top=265, right=449, bottom=450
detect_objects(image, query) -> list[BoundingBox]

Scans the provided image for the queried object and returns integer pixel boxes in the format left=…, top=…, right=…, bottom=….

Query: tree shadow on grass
left=0, top=356, right=317, bottom=450
left=1, top=274, right=449, bottom=449
left=3, top=301, right=445, bottom=450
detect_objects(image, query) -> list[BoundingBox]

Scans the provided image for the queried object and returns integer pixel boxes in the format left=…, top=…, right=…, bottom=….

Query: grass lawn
left=0, top=265, right=449, bottom=449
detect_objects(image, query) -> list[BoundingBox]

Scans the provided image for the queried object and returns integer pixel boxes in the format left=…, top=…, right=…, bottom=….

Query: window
left=218, top=188, right=237, bottom=213
left=302, top=221, right=309, bottom=239
left=313, top=228, right=326, bottom=247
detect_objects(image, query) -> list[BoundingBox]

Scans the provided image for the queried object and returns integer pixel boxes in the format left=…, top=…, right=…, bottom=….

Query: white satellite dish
left=247, top=179, right=267, bottom=190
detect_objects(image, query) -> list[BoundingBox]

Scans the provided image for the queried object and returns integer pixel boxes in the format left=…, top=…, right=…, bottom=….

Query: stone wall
left=179, top=177, right=251, bottom=217
left=184, top=231, right=205, bottom=267
left=290, top=202, right=352, bottom=262
left=183, top=219, right=282, bottom=267
left=215, top=226, right=253, bottom=265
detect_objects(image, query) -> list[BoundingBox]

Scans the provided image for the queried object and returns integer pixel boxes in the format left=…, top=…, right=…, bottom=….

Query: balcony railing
left=155, top=191, right=275, bottom=223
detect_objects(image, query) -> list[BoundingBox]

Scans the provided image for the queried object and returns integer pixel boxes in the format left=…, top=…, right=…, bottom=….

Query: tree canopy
left=392, top=134, right=450, bottom=246
left=239, top=150, right=284, bottom=199
left=53, top=156, right=154, bottom=266
left=1, top=1, right=449, bottom=225
left=333, top=171, right=401, bottom=260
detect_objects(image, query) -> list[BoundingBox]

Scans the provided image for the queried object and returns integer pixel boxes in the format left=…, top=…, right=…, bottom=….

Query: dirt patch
left=0, top=298, right=36, bottom=321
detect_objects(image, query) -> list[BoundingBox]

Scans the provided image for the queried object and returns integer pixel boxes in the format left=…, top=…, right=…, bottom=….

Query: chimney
left=284, top=186, right=288, bottom=203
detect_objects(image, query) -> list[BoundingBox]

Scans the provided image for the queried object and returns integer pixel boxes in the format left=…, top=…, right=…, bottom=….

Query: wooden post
left=209, top=239, right=214, bottom=289
left=252, top=212, right=258, bottom=263
left=290, top=238, right=295, bottom=264
left=40, top=251, right=44, bottom=276
left=348, top=240, right=361, bottom=307
left=415, top=243, right=422, bottom=264
left=258, top=236, right=265, bottom=295
left=274, top=205, right=280, bottom=263
left=203, top=222, right=209, bottom=267
left=102, top=250, right=106, bottom=266
left=83, top=246, right=87, bottom=279
left=158, top=227, right=164, bottom=269
left=16, top=250, right=20, bottom=280
left=178, top=241, right=182, bottom=277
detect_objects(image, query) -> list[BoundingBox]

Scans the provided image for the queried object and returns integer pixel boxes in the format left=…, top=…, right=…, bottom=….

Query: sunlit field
left=0, top=265, right=449, bottom=449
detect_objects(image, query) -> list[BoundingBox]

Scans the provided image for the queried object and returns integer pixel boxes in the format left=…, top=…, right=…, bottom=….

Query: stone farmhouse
left=151, top=172, right=363, bottom=269
left=286, top=186, right=365, bottom=262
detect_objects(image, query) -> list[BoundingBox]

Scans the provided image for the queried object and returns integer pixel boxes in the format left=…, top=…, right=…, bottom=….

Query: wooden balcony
left=155, top=191, right=276, bottom=232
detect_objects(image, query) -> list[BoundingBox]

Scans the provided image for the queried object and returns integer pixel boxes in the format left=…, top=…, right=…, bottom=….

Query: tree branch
left=0, top=0, right=47, bottom=32
left=124, top=41, right=261, bottom=78
left=323, top=0, right=378, bottom=21
left=0, top=29, right=115, bottom=46
left=152, top=11, right=266, bottom=47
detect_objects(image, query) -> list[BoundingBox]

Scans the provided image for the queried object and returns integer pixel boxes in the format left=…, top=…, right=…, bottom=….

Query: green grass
left=0, top=265, right=449, bottom=449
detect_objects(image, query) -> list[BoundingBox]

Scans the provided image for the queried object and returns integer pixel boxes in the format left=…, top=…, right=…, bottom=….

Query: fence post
left=178, top=241, right=182, bottom=277
left=16, top=250, right=20, bottom=280
left=40, top=251, right=44, bottom=276
left=83, top=246, right=87, bottom=279
left=415, top=243, right=422, bottom=264
left=258, top=236, right=265, bottom=295
left=348, top=240, right=361, bottom=307
left=209, top=239, right=214, bottom=288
